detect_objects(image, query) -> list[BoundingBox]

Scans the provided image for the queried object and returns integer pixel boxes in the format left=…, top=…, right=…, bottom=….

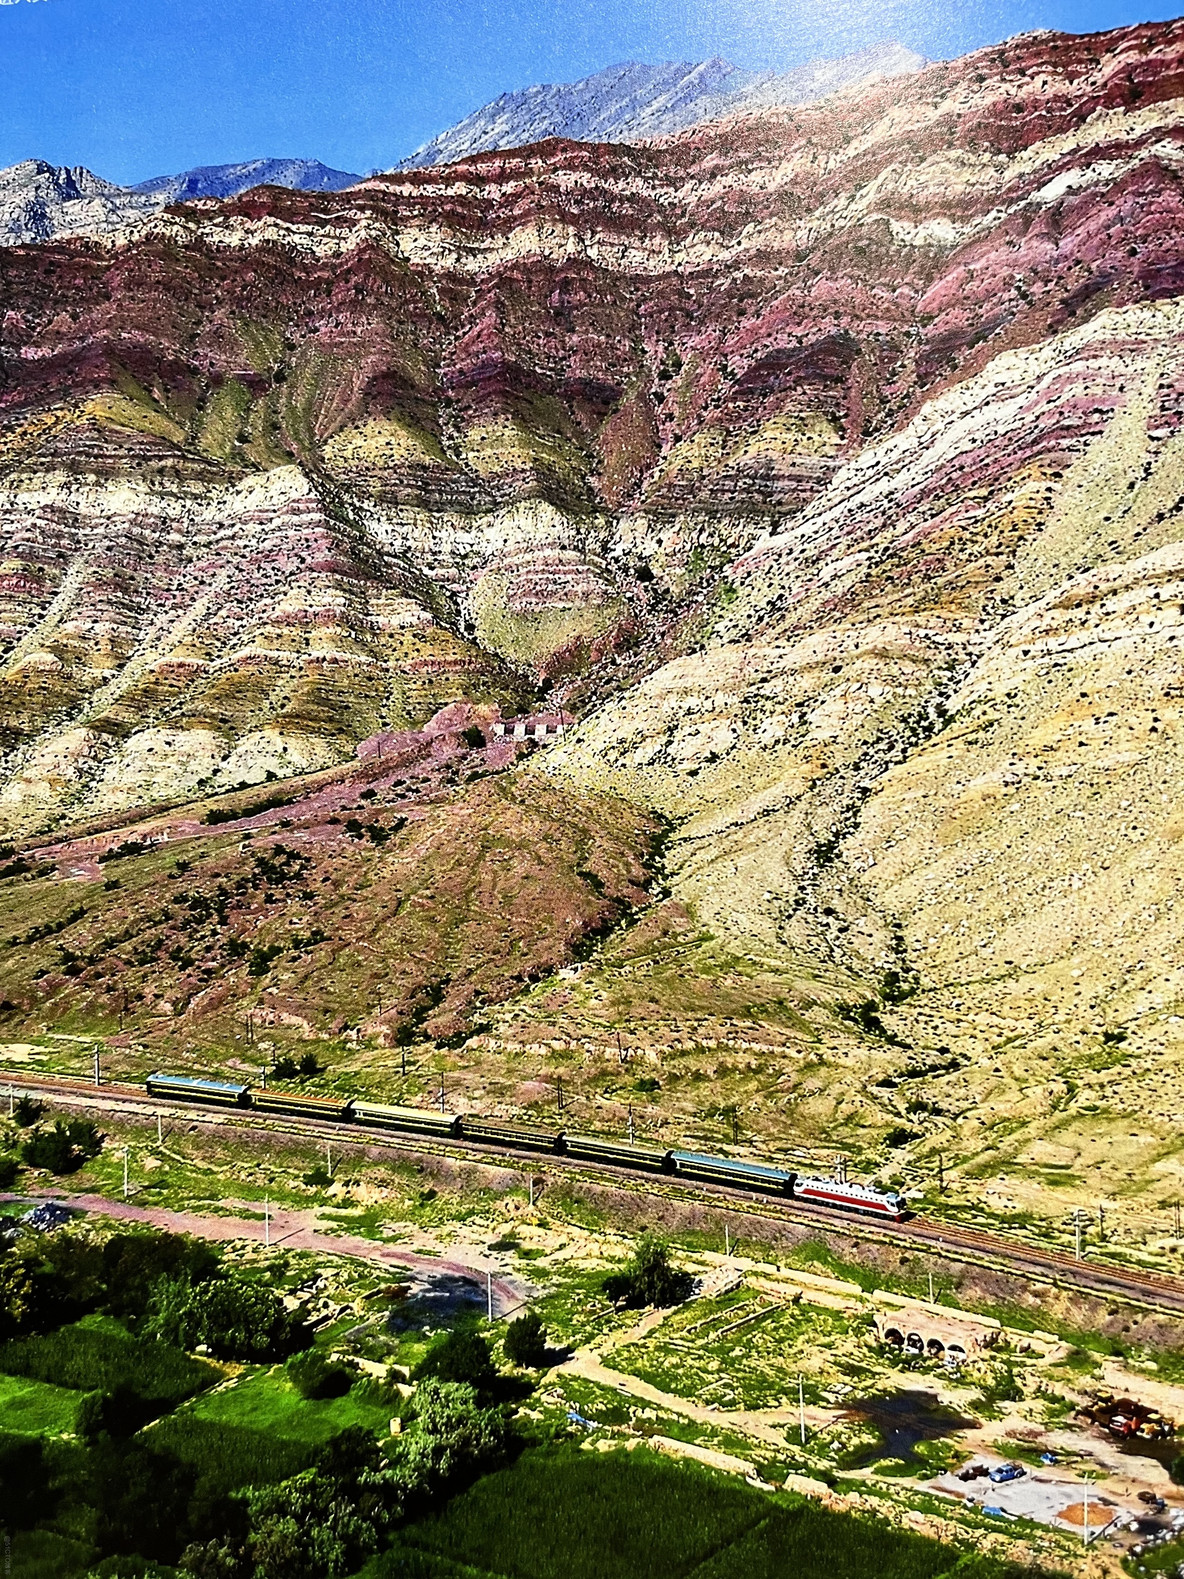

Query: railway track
left=6, top=1067, right=1184, bottom=1320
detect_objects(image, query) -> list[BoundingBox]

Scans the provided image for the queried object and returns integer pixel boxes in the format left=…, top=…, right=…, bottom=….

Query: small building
left=490, top=712, right=573, bottom=744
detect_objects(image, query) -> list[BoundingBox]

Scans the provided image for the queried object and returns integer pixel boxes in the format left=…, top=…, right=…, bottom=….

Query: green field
left=0, top=1371, right=82, bottom=1437
left=184, top=1363, right=396, bottom=1443
left=371, top=1446, right=1032, bottom=1579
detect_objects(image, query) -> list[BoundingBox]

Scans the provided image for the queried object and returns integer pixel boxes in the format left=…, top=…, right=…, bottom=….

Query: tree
left=0, top=1238, right=36, bottom=1339
left=398, top=1377, right=511, bottom=1495
left=503, top=1310, right=548, bottom=1368
left=145, top=1275, right=308, bottom=1361
left=412, top=1327, right=495, bottom=1390
left=1171, top=1455, right=1184, bottom=1486
left=603, top=1234, right=692, bottom=1308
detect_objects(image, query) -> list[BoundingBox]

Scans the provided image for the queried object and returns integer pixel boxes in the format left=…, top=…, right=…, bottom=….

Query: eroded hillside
left=2, top=19, right=1183, bottom=1232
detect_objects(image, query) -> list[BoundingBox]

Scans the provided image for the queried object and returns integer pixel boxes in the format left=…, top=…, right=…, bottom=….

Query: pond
left=843, top=1390, right=978, bottom=1467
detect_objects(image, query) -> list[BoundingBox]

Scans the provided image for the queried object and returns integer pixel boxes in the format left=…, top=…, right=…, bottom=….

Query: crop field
left=145, top=1413, right=315, bottom=1495
left=372, top=1445, right=1033, bottom=1579
left=0, top=1371, right=82, bottom=1436
left=183, top=1363, right=396, bottom=1442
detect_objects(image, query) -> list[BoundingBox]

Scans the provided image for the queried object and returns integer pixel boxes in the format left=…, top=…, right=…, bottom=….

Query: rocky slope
left=396, top=43, right=925, bottom=169
left=2, top=19, right=1184, bottom=1225
left=0, top=161, right=159, bottom=246
left=0, top=158, right=362, bottom=248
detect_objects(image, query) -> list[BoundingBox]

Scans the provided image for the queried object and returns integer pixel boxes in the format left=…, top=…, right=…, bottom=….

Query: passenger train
left=145, top=1072, right=907, bottom=1221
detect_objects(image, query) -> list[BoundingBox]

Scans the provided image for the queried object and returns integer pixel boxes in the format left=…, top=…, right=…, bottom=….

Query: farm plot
left=609, top=1289, right=870, bottom=1411
left=182, top=1363, right=396, bottom=1444
left=0, top=1371, right=82, bottom=1437
left=372, top=1444, right=1035, bottom=1579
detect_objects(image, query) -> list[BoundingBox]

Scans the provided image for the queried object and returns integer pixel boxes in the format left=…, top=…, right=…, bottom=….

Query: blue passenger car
left=146, top=1072, right=251, bottom=1107
left=668, top=1151, right=795, bottom=1195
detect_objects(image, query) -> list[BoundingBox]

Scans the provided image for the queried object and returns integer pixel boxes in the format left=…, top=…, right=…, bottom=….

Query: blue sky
left=0, top=0, right=1180, bottom=183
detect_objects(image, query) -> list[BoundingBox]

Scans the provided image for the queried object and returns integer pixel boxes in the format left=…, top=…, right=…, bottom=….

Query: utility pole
left=528, top=1176, right=534, bottom=1207
left=261, top=1062, right=268, bottom=1090
left=122, top=1147, right=129, bottom=1199
left=157, top=1112, right=163, bottom=1145
left=264, top=1197, right=270, bottom=1248
left=798, top=1376, right=806, bottom=1445
left=438, top=1073, right=445, bottom=1113
left=93, top=1047, right=101, bottom=1088
left=928, top=1271, right=935, bottom=1304
left=486, top=1271, right=493, bottom=1323
left=628, top=1105, right=634, bottom=1144
left=7, top=1085, right=12, bottom=1118
left=325, top=1141, right=332, bottom=1179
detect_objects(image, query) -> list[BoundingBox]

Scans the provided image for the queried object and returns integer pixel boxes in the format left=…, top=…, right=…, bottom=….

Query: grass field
left=184, top=1364, right=395, bottom=1443
left=146, top=1412, right=316, bottom=1496
left=0, top=1371, right=82, bottom=1437
left=370, top=1446, right=1030, bottom=1579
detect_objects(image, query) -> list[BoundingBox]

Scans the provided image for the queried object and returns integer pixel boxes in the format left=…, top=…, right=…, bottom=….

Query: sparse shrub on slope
left=603, top=1234, right=693, bottom=1308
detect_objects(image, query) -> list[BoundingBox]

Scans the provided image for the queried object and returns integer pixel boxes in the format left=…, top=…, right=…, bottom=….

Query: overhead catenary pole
left=486, top=1271, right=493, bottom=1322
left=628, top=1105, right=634, bottom=1144
left=325, top=1141, right=332, bottom=1179
left=1083, top=1475, right=1091, bottom=1546
left=93, top=1047, right=101, bottom=1088
left=264, top=1196, right=270, bottom=1248
left=438, top=1073, right=445, bottom=1113
left=157, top=1112, right=163, bottom=1145
left=122, top=1147, right=129, bottom=1199
left=798, top=1375, right=806, bottom=1445
left=928, top=1271, right=935, bottom=1304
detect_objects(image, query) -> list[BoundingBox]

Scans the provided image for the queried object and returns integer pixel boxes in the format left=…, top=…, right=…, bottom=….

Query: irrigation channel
left=6, top=1068, right=1184, bottom=1321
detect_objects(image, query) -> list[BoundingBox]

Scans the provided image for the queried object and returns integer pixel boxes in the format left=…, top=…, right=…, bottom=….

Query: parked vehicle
left=988, top=1462, right=1026, bottom=1484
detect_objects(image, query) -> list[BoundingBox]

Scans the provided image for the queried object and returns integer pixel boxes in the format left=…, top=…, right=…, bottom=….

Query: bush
left=286, top=1348, right=353, bottom=1400
left=0, top=1153, right=20, bottom=1188
left=13, top=1094, right=43, bottom=1127
left=602, top=1235, right=692, bottom=1309
left=1170, top=1454, right=1184, bottom=1486
left=271, top=1057, right=300, bottom=1081
left=413, top=1328, right=495, bottom=1390
left=145, top=1275, right=309, bottom=1362
left=503, top=1311, right=548, bottom=1368
left=0, top=1324, right=219, bottom=1407
left=21, top=1118, right=103, bottom=1174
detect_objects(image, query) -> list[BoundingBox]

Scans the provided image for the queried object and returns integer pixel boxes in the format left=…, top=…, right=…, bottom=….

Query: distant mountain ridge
left=396, top=42, right=926, bottom=169
left=0, top=156, right=362, bottom=247
left=131, top=158, right=360, bottom=203
left=0, top=44, right=922, bottom=246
